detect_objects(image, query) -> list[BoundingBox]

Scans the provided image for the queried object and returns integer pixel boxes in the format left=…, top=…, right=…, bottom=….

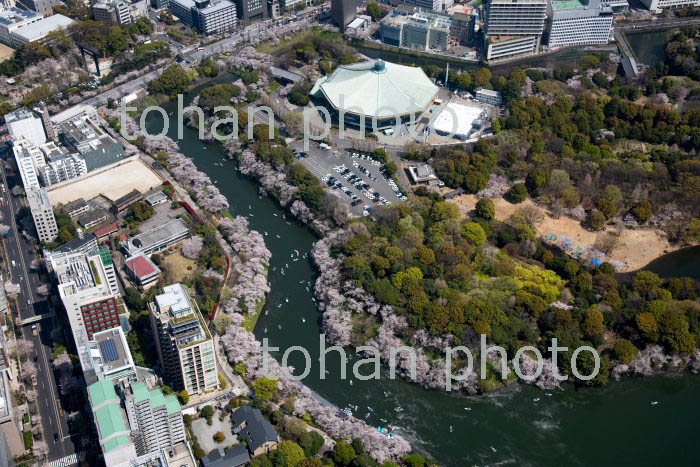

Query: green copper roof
left=103, top=434, right=132, bottom=452
left=149, top=389, right=166, bottom=408
left=88, top=380, right=117, bottom=408
left=165, top=395, right=181, bottom=415
left=132, top=382, right=150, bottom=403
left=94, top=404, right=127, bottom=442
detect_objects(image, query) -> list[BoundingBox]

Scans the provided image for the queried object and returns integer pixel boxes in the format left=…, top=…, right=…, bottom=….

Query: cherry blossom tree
left=20, top=361, right=37, bottom=383
left=33, top=440, right=49, bottom=461
left=181, top=236, right=204, bottom=260
left=4, top=282, right=20, bottom=299
left=15, top=339, right=34, bottom=359
left=36, top=284, right=50, bottom=296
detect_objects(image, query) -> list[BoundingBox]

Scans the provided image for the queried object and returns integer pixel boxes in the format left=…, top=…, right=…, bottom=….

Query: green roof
left=553, top=0, right=585, bottom=9
left=94, top=404, right=128, bottom=442
left=165, top=395, right=181, bottom=415
left=132, top=382, right=150, bottom=403
left=149, top=389, right=166, bottom=408
left=103, top=434, right=132, bottom=453
left=88, top=380, right=117, bottom=408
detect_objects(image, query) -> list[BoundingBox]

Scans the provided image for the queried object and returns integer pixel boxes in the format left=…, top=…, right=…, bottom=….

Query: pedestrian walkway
left=47, top=453, right=79, bottom=467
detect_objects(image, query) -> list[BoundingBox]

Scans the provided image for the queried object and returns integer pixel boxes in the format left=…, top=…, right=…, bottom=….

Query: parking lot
left=292, top=143, right=406, bottom=217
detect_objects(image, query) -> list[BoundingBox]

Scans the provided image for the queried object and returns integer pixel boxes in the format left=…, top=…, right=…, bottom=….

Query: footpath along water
left=145, top=84, right=700, bottom=466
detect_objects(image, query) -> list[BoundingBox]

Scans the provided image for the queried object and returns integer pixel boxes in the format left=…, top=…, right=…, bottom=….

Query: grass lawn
left=242, top=297, right=266, bottom=332
left=256, top=28, right=341, bottom=55
left=22, top=431, right=32, bottom=449
left=163, top=251, right=197, bottom=283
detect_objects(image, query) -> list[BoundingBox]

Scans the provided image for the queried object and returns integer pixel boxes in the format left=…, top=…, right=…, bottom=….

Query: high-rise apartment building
left=484, top=0, right=547, bottom=60
left=13, top=139, right=43, bottom=190
left=38, top=152, right=88, bottom=186
left=26, top=188, right=58, bottom=243
left=331, top=0, right=356, bottom=31
left=149, top=284, right=219, bottom=395
left=47, top=247, right=123, bottom=349
left=93, top=0, right=133, bottom=25
left=124, top=382, right=186, bottom=455
left=87, top=380, right=138, bottom=467
left=547, top=0, right=613, bottom=48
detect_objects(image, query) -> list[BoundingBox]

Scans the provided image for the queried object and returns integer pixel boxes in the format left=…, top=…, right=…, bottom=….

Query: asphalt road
left=0, top=153, right=77, bottom=462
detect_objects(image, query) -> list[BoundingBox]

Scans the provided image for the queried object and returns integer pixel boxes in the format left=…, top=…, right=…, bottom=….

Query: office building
left=57, top=112, right=125, bottom=171
left=484, top=0, right=547, bottom=60
left=547, top=0, right=613, bottom=48
left=123, top=218, right=191, bottom=257
left=279, top=0, right=304, bottom=9
left=18, top=0, right=61, bottom=15
left=475, top=88, right=503, bottom=105
left=87, top=380, right=138, bottom=467
left=52, top=232, right=99, bottom=255
left=9, top=14, right=74, bottom=47
left=450, top=11, right=473, bottom=45
left=81, top=327, right=137, bottom=385
left=78, top=209, right=109, bottom=229
left=398, top=0, right=454, bottom=12
left=169, top=0, right=237, bottom=35
left=124, top=382, right=186, bottom=455
left=111, top=189, right=142, bottom=215
left=331, top=0, right=355, bottom=31
left=39, top=152, right=88, bottom=186
left=5, top=107, right=46, bottom=146
left=268, top=0, right=280, bottom=18
left=27, top=188, right=58, bottom=243
left=62, top=198, right=91, bottom=219
left=602, top=0, right=628, bottom=12
left=233, top=0, right=267, bottom=21
left=94, top=0, right=134, bottom=25
left=149, top=284, right=219, bottom=394
left=0, top=7, right=41, bottom=48
left=46, top=247, right=123, bottom=349
left=640, top=0, right=699, bottom=11
left=380, top=11, right=451, bottom=51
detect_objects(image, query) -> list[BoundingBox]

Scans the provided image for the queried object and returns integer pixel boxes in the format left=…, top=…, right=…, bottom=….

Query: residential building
left=475, top=88, right=503, bottom=105
left=13, top=138, right=44, bottom=190
left=279, top=0, right=304, bottom=10
left=111, top=189, right=143, bottom=215
left=27, top=188, right=58, bottom=243
left=233, top=0, right=268, bottom=21
left=10, top=14, right=74, bottom=47
left=483, top=0, right=547, bottom=60
left=149, top=284, right=219, bottom=394
left=62, top=198, right=90, bottom=219
left=46, top=247, right=123, bottom=348
left=17, top=0, right=61, bottom=15
left=169, top=0, right=237, bottom=35
left=124, top=382, right=186, bottom=455
left=57, top=113, right=125, bottom=171
left=640, top=0, right=699, bottom=12
left=450, top=11, right=473, bottom=45
left=125, top=254, right=161, bottom=289
left=5, top=107, right=46, bottom=146
left=0, top=7, right=41, bottom=48
left=94, top=0, right=134, bottom=25
left=38, top=152, right=88, bottom=186
left=231, top=406, right=279, bottom=457
left=87, top=380, right=138, bottom=467
left=123, top=218, right=191, bottom=257
left=78, top=209, right=109, bottom=229
left=81, top=327, right=137, bottom=385
left=547, top=0, right=613, bottom=48
left=331, top=0, right=355, bottom=31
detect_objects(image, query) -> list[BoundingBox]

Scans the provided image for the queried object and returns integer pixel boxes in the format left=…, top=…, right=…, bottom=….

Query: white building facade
left=484, top=0, right=547, bottom=60
left=547, top=0, right=614, bottom=48
left=5, top=108, right=46, bottom=146
left=39, top=153, right=88, bottom=186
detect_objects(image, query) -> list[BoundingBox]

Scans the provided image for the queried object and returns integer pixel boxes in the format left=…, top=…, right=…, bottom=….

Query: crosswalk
left=47, top=453, right=79, bottom=467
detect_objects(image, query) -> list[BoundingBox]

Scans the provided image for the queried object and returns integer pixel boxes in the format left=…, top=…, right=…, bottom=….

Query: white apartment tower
left=547, top=0, right=614, bottom=48
left=39, top=153, right=88, bottom=186
left=484, top=0, right=547, bottom=60
left=149, top=284, right=219, bottom=395
left=26, top=188, right=58, bottom=243
left=124, top=382, right=186, bottom=456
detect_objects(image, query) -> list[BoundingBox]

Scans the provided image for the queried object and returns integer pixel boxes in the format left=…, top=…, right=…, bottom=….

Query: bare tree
left=510, top=206, right=544, bottom=229
left=594, top=234, right=622, bottom=255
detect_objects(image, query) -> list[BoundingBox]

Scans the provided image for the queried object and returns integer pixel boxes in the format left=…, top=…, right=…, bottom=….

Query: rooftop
left=202, top=445, right=250, bottom=467
left=232, top=406, right=278, bottom=452
left=312, top=60, right=439, bottom=119
left=0, top=8, right=40, bottom=27
left=4, top=107, right=35, bottom=123
left=124, top=218, right=190, bottom=255
left=87, top=380, right=118, bottom=409
left=11, top=15, right=74, bottom=42
left=125, top=254, right=160, bottom=280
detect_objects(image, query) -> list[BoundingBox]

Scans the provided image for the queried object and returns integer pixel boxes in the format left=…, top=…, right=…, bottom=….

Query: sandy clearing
left=47, top=156, right=162, bottom=206
left=450, top=194, right=678, bottom=272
